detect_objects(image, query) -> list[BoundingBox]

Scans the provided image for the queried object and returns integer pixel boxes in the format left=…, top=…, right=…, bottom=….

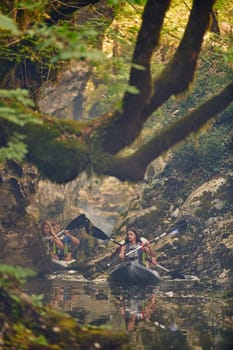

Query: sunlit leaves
left=108, top=0, right=145, bottom=5
left=0, top=133, right=27, bottom=162
left=0, top=89, right=40, bottom=128
left=16, top=0, right=49, bottom=11
left=125, top=85, right=139, bottom=94
left=223, top=46, right=233, bottom=65
left=0, top=89, right=34, bottom=108
left=27, top=22, right=105, bottom=63
left=0, top=264, right=36, bottom=287
left=0, top=13, right=21, bottom=34
left=0, top=89, right=41, bottom=163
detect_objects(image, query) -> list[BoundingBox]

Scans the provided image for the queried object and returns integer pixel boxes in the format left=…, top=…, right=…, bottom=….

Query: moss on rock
left=0, top=265, right=130, bottom=350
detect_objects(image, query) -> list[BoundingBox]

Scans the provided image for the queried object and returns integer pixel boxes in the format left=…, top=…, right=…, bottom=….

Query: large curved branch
left=95, top=81, right=233, bottom=181
left=1, top=81, right=232, bottom=183
left=101, top=0, right=171, bottom=154
left=100, top=0, right=216, bottom=154
left=1, top=0, right=230, bottom=185
left=0, top=117, right=91, bottom=183
left=143, top=0, right=217, bottom=117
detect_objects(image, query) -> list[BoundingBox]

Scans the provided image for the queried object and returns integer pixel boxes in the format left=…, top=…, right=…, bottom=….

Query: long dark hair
left=125, top=226, right=141, bottom=244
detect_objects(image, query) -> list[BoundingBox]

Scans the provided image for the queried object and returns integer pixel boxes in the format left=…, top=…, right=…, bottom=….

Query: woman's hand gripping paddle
left=43, top=214, right=87, bottom=240
left=123, top=220, right=188, bottom=259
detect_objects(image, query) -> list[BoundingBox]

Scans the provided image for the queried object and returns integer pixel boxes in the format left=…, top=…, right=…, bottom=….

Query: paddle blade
left=168, top=228, right=179, bottom=236
left=66, top=214, right=87, bottom=230
left=84, top=218, right=110, bottom=240
left=169, top=271, right=186, bottom=279
left=168, top=220, right=188, bottom=235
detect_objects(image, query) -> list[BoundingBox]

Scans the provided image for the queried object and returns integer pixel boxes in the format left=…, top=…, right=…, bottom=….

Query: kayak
left=109, top=261, right=161, bottom=285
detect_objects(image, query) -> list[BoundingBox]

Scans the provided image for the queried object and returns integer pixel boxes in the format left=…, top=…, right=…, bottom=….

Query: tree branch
left=1, top=0, right=230, bottom=185
left=96, top=81, right=233, bottom=181
left=101, top=0, right=171, bottom=153
left=99, top=0, right=216, bottom=155
left=143, top=0, right=217, bottom=116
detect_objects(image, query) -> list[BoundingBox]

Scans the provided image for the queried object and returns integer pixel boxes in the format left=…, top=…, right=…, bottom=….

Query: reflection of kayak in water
left=111, top=285, right=157, bottom=332
left=109, top=261, right=161, bottom=285
left=52, top=258, right=76, bottom=268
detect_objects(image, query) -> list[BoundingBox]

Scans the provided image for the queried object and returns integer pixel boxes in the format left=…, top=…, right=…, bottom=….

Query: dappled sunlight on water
left=24, top=273, right=233, bottom=350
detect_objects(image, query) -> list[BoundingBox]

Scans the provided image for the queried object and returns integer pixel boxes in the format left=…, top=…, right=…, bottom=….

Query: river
left=24, top=271, right=232, bottom=350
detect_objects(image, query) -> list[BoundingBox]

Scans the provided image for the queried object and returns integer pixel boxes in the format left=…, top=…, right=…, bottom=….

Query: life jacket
left=48, top=235, right=72, bottom=260
left=48, top=240, right=63, bottom=259
left=61, top=235, right=71, bottom=255
left=48, top=239, right=65, bottom=260
left=125, top=242, right=147, bottom=265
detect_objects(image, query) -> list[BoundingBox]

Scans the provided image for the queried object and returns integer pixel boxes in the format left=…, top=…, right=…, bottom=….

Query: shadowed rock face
left=0, top=161, right=51, bottom=273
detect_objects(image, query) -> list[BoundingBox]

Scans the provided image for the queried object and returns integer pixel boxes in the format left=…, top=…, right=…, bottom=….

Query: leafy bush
left=165, top=119, right=231, bottom=177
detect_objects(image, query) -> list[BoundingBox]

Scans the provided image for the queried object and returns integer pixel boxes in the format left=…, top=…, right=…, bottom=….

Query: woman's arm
left=47, top=221, right=64, bottom=249
left=52, top=236, right=64, bottom=249
left=64, top=230, right=80, bottom=245
left=119, top=245, right=126, bottom=259
left=143, top=244, right=157, bottom=265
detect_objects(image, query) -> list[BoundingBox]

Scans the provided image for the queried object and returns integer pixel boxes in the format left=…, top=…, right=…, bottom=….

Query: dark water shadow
left=24, top=275, right=233, bottom=350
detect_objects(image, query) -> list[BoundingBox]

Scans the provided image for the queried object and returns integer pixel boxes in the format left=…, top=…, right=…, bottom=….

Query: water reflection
left=24, top=275, right=233, bottom=350
left=112, top=285, right=157, bottom=333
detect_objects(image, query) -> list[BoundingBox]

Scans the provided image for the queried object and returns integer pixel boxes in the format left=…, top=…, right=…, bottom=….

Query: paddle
left=66, top=213, right=86, bottom=230
left=106, top=221, right=188, bottom=268
left=43, top=214, right=86, bottom=240
left=74, top=220, right=188, bottom=280
left=83, top=217, right=122, bottom=245
left=125, top=220, right=188, bottom=257
left=156, top=263, right=186, bottom=279
left=83, top=216, right=188, bottom=247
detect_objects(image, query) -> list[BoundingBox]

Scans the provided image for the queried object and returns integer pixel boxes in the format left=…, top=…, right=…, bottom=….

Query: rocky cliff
left=0, top=161, right=51, bottom=274
left=0, top=155, right=232, bottom=287
left=117, top=171, right=233, bottom=288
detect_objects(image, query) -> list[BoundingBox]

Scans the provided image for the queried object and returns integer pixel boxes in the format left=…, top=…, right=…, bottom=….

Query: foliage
left=164, top=112, right=232, bottom=177
left=85, top=0, right=233, bottom=129
left=0, top=265, right=127, bottom=350
left=0, top=264, right=36, bottom=288
left=0, top=4, right=111, bottom=163
left=0, top=133, right=27, bottom=162
left=0, top=13, right=21, bottom=34
left=0, top=89, right=41, bottom=162
left=84, top=3, right=143, bottom=117
left=108, top=0, right=145, bottom=5
left=27, top=22, right=105, bottom=63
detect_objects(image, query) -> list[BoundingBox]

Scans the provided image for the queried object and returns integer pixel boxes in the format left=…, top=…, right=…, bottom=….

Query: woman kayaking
left=119, top=226, right=157, bottom=267
left=41, top=220, right=65, bottom=260
left=41, top=220, right=79, bottom=262
left=109, top=226, right=160, bottom=285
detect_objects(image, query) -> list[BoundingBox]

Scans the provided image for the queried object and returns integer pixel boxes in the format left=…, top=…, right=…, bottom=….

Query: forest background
left=0, top=0, right=232, bottom=280
left=1, top=2, right=233, bottom=349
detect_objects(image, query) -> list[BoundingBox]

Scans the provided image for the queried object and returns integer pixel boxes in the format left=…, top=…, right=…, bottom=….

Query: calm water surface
left=24, top=271, right=232, bottom=350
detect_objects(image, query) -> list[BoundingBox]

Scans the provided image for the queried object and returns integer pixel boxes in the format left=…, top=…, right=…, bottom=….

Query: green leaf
left=125, top=85, right=140, bottom=94
left=0, top=13, right=21, bottom=35
left=0, top=133, right=27, bottom=162
left=0, top=89, right=35, bottom=107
